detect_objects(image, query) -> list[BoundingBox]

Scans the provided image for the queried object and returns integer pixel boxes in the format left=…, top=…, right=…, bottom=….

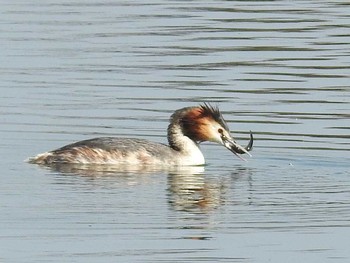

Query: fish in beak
left=221, top=131, right=253, bottom=161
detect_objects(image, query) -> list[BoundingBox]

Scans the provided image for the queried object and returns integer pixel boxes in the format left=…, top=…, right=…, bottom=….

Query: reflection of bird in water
left=168, top=169, right=225, bottom=212
left=28, top=104, right=253, bottom=167
left=168, top=167, right=254, bottom=213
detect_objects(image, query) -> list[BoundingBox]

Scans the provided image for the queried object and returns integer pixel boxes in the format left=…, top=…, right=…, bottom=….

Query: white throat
left=168, top=122, right=205, bottom=165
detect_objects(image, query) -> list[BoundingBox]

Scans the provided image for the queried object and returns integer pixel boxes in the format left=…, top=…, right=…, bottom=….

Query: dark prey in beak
left=231, top=131, right=253, bottom=154
left=221, top=131, right=253, bottom=161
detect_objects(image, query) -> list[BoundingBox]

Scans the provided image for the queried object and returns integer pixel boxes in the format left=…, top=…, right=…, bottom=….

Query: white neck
left=167, top=122, right=205, bottom=165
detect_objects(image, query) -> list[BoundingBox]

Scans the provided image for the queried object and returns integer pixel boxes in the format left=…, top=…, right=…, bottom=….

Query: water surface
left=1, top=0, right=349, bottom=262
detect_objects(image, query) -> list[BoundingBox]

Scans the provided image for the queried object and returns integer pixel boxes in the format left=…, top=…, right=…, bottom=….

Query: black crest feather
left=200, top=103, right=230, bottom=132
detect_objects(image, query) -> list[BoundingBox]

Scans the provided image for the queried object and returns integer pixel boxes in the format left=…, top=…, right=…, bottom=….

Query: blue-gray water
left=1, top=1, right=349, bottom=262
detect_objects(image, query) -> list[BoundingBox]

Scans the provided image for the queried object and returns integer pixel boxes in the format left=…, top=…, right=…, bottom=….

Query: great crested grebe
left=28, top=104, right=253, bottom=166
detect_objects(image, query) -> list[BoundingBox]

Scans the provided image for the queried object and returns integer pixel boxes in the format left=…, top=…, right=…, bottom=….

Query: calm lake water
left=1, top=0, right=349, bottom=262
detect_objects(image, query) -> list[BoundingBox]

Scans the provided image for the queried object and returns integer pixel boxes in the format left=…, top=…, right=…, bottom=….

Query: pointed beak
left=222, top=131, right=253, bottom=161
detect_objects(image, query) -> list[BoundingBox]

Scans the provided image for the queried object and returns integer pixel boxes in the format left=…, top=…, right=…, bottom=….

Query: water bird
left=28, top=104, right=253, bottom=166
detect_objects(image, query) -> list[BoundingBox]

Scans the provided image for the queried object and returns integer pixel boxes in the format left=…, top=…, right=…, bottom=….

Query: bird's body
left=28, top=104, right=253, bottom=166
left=31, top=137, right=204, bottom=166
